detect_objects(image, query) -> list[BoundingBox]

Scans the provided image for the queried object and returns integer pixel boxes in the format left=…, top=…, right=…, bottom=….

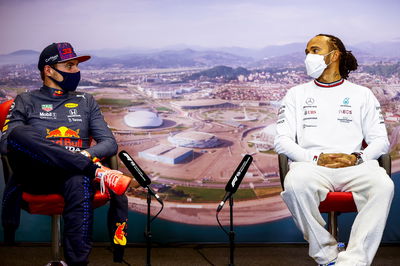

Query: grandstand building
left=168, top=131, right=220, bottom=148
left=171, top=99, right=235, bottom=110
left=139, top=144, right=193, bottom=164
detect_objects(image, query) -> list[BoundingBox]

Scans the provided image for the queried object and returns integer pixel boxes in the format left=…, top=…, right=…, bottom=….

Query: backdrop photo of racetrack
left=1, top=0, right=400, bottom=243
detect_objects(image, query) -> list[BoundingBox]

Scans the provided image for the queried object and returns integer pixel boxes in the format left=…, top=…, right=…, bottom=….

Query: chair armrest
left=377, top=153, right=391, bottom=176
left=278, top=154, right=289, bottom=190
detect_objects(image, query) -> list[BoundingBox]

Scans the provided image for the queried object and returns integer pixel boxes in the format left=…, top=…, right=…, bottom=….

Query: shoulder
left=15, top=91, right=34, bottom=103
left=70, top=91, right=93, bottom=99
left=284, top=81, right=314, bottom=100
left=288, top=80, right=314, bottom=93
left=343, top=80, right=371, bottom=93
left=344, top=80, right=377, bottom=102
left=69, top=91, right=96, bottom=105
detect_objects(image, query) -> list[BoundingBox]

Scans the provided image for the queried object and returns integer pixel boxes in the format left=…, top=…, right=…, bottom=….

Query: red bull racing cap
left=38, top=42, right=91, bottom=70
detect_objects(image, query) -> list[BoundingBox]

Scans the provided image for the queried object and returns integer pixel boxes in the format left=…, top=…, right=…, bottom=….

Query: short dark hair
left=317, top=34, right=358, bottom=79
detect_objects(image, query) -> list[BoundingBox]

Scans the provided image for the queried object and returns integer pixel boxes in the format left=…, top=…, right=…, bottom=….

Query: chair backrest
left=0, top=99, right=14, bottom=129
left=0, top=99, right=14, bottom=182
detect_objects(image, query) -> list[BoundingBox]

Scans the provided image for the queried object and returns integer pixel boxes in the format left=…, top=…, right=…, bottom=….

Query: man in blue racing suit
left=1, top=42, right=139, bottom=265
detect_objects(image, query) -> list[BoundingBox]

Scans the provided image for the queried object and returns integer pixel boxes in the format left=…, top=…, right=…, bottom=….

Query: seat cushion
left=22, top=190, right=110, bottom=215
left=319, top=192, right=358, bottom=213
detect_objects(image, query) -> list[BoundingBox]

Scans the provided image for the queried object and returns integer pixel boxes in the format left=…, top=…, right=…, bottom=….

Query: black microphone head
left=225, top=154, right=253, bottom=193
left=118, top=150, right=151, bottom=187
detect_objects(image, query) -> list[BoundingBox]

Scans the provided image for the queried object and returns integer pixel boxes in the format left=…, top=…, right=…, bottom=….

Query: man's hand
left=317, top=153, right=357, bottom=168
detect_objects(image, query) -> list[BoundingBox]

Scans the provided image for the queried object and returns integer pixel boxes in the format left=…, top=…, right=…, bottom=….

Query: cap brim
left=59, top=55, right=91, bottom=64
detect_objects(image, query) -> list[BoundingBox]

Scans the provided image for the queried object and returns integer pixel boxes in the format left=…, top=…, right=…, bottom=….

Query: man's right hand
left=317, top=153, right=357, bottom=168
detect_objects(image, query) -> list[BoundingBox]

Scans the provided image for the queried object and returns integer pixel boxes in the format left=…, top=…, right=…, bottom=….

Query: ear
left=332, top=50, right=340, bottom=63
left=43, top=65, right=53, bottom=77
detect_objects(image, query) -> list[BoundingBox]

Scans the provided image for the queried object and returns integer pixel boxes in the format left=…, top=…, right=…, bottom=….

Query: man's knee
left=7, top=125, right=42, bottom=155
left=283, top=163, right=321, bottom=193
left=8, top=125, right=34, bottom=142
left=359, top=163, right=394, bottom=198
left=63, top=175, right=94, bottom=200
left=371, top=173, right=394, bottom=198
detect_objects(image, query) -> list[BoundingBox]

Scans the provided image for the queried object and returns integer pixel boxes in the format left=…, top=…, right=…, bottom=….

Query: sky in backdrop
left=0, top=0, right=399, bottom=54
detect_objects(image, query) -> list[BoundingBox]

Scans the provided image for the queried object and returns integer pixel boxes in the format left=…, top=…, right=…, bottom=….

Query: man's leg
left=281, top=162, right=338, bottom=265
left=7, top=125, right=132, bottom=196
left=6, top=125, right=98, bottom=178
left=335, top=161, right=394, bottom=266
left=62, top=175, right=94, bottom=266
left=4, top=125, right=96, bottom=265
left=1, top=175, right=22, bottom=244
left=107, top=192, right=128, bottom=262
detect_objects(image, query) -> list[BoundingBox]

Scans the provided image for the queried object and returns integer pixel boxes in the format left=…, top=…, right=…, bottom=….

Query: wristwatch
left=351, top=152, right=364, bottom=165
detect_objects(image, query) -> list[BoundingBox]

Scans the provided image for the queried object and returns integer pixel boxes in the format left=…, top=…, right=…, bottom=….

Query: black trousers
left=1, top=125, right=128, bottom=265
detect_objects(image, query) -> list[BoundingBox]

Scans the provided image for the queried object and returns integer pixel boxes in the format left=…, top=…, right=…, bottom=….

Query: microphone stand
left=228, top=196, right=235, bottom=266
left=145, top=188, right=152, bottom=266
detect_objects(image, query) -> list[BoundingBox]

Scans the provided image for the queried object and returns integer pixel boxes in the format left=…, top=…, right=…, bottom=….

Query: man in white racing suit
left=274, top=34, right=394, bottom=266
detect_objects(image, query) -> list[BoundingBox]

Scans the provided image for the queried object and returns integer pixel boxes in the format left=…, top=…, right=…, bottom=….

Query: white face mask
left=304, top=51, right=334, bottom=79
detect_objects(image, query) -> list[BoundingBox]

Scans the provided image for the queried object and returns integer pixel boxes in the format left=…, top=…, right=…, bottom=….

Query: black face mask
left=49, top=67, right=81, bottom=92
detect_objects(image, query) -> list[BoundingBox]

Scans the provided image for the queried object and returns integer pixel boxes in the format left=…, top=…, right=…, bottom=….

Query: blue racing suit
left=1, top=86, right=128, bottom=265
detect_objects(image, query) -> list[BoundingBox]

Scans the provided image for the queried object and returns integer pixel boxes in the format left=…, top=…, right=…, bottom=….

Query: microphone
left=217, top=154, right=253, bottom=212
left=118, top=150, right=163, bottom=204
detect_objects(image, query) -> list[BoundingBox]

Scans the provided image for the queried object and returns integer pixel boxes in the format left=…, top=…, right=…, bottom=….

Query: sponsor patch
left=67, top=109, right=82, bottom=122
left=41, top=104, right=53, bottom=112
left=65, top=103, right=79, bottom=108
left=114, top=222, right=127, bottom=246
left=68, top=118, right=83, bottom=122
left=52, top=139, right=83, bottom=150
left=69, top=109, right=78, bottom=115
left=337, top=117, right=353, bottom=123
left=65, top=146, right=81, bottom=152
left=304, top=110, right=316, bottom=115
left=305, top=98, right=315, bottom=105
left=40, top=112, right=57, bottom=120
left=53, top=90, right=64, bottom=96
left=46, top=126, right=80, bottom=138
left=339, top=110, right=352, bottom=114
left=45, top=55, right=58, bottom=63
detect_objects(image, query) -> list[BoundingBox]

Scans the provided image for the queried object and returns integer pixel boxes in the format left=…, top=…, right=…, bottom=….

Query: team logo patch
left=41, top=104, right=53, bottom=112
left=305, top=98, right=315, bottom=105
left=65, top=103, right=79, bottom=108
left=53, top=90, right=64, bottom=96
left=46, top=126, right=80, bottom=138
left=69, top=109, right=78, bottom=115
left=113, top=222, right=127, bottom=246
